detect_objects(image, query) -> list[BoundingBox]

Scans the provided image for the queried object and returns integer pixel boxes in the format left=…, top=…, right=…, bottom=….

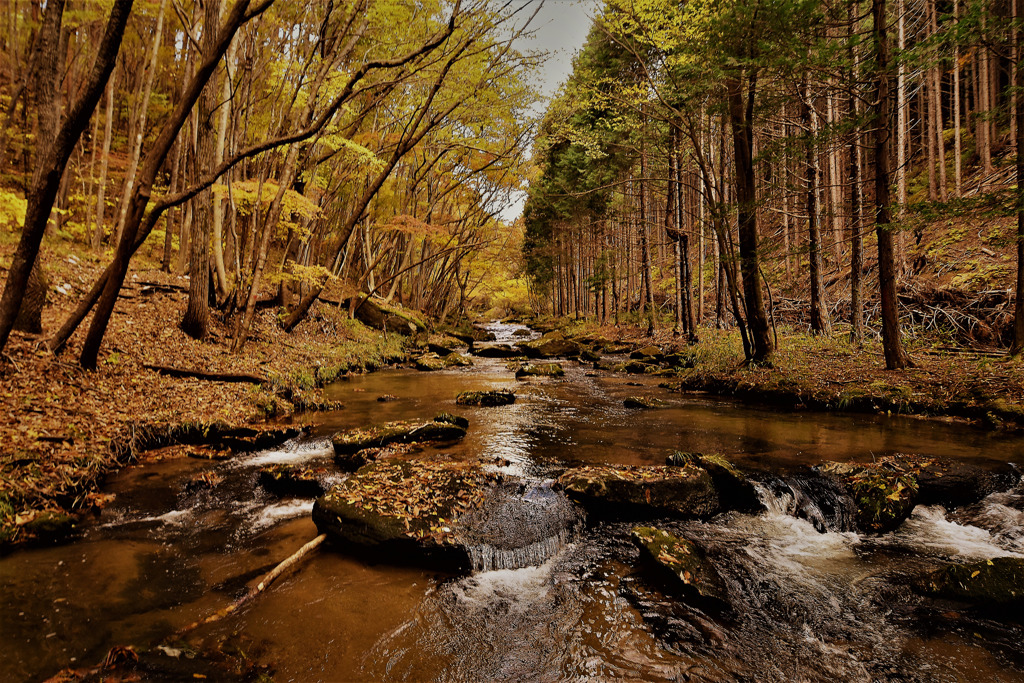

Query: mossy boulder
left=456, top=389, right=516, bottom=407
left=579, top=348, right=602, bottom=363
left=820, top=458, right=918, bottom=533
left=557, top=464, right=719, bottom=518
left=413, top=354, right=446, bottom=371
left=257, top=464, right=329, bottom=497
left=512, top=328, right=532, bottom=337
left=615, top=361, right=658, bottom=374
left=517, top=331, right=582, bottom=359
left=347, top=297, right=425, bottom=335
left=442, top=352, right=473, bottom=367
left=602, top=343, right=633, bottom=354
left=20, top=511, right=76, bottom=543
left=331, top=419, right=467, bottom=456
left=624, top=396, right=667, bottom=409
left=472, top=344, right=523, bottom=359
left=313, top=460, right=500, bottom=571
left=666, top=452, right=761, bottom=513
left=919, top=557, right=1024, bottom=607
left=434, top=413, right=470, bottom=429
left=630, top=345, right=664, bottom=362
left=631, top=526, right=728, bottom=605
left=515, top=362, right=565, bottom=378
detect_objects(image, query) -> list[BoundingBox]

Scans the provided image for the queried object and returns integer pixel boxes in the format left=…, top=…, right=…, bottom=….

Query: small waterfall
left=457, top=481, right=584, bottom=572
left=753, top=475, right=858, bottom=533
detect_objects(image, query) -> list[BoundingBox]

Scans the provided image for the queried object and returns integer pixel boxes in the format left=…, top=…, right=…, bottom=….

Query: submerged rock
left=624, top=396, right=667, bottom=409
left=557, top=464, right=719, bottom=518
left=456, top=389, right=516, bottom=406
left=331, top=419, right=466, bottom=456
left=920, top=557, right=1024, bottom=607
left=667, top=452, right=761, bottom=512
left=631, top=526, right=728, bottom=605
left=515, top=362, right=565, bottom=378
left=257, top=464, right=329, bottom=497
left=313, top=461, right=580, bottom=572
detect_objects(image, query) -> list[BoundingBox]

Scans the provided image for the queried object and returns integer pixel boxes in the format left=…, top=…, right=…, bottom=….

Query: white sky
left=499, top=0, right=601, bottom=221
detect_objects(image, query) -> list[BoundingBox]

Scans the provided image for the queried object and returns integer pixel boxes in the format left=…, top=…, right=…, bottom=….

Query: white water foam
left=895, top=505, right=1024, bottom=560
left=242, top=437, right=334, bottom=467
left=251, top=499, right=315, bottom=531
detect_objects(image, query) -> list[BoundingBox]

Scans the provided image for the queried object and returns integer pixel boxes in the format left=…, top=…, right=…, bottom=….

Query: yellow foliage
left=0, top=189, right=27, bottom=230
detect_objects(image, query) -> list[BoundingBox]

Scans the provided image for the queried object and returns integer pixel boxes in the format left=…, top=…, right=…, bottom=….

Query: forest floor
left=0, top=242, right=409, bottom=550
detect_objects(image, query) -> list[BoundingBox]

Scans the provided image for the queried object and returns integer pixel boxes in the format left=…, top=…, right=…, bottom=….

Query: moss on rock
left=920, top=557, right=1024, bottom=607
left=515, top=362, right=565, bottom=378
left=456, top=389, right=516, bottom=406
left=631, top=526, right=728, bottom=604
left=331, top=419, right=466, bottom=456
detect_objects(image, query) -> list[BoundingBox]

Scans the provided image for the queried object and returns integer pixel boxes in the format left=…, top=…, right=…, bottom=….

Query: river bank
left=538, top=318, right=1024, bottom=429
left=0, top=253, right=413, bottom=550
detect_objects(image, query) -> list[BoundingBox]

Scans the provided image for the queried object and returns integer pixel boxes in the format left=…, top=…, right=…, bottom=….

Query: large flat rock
left=331, top=418, right=466, bottom=456
left=557, top=464, right=719, bottom=518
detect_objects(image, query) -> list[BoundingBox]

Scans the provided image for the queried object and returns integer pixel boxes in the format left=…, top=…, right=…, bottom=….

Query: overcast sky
left=501, top=0, right=601, bottom=220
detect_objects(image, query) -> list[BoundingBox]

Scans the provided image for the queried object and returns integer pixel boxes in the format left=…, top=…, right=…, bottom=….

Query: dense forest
left=523, top=0, right=1024, bottom=368
left=0, top=0, right=537, bottom=366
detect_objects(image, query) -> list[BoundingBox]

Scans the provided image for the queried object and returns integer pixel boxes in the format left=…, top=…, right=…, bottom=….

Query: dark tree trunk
left=0, top=0, right=133, bottom=355
left=802, top=76, right=831, bottom=335
left=726, top=74, right=772, bottom=363
left=872, top=0, right=913, bottom=369
left=1012, top=0, right=1024, bottom=355
left=180, top=0, right=222, bottom=340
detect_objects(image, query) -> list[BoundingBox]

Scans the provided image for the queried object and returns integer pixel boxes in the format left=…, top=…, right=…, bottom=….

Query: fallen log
left=177, top=533, right=327, bottom=635
left=143, top=363, right=267, bottom=384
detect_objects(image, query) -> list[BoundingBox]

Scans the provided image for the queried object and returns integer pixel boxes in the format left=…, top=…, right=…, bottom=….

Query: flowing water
left=3, top=322, right=1024, bottom=681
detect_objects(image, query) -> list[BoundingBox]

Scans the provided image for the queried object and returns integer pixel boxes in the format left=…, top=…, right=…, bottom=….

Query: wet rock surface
left=471, top=343, right=523, bottom=359
left=623, top=396, right=667, bottom=409
left=517, top=331, right=582, bottom=359
left=667, top=452, right=762, bottom=513
left=515, top=362, right=565, bottom=378
left=631, top=525, right=728, bottom=605
left=557, top=464, right=719, bottom=518
left=455, top=389, right=516, bottom=406
left=313, top=461, right=580, bottom=572
left=920, top=556, right=1024, bottom=607
left=257, top=464, right=329, bottom=497
left=331, top=419, right=467, bottom=455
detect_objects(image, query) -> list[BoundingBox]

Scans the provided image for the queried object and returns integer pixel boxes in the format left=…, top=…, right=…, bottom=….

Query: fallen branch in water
left=177, top=533, right=327, bottom=635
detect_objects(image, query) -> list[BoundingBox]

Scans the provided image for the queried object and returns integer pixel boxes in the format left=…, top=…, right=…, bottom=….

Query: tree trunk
left=0, top=0, right=132, bottom=355
left=1012, top=0, right=1024, bottom=355
left=180, top=0, right=223, bottom=340
left=727, top=74, right=772, bottom=363
left=803, top=76, right=831, bottom=335
left=873, top=0, right=913, bottom=370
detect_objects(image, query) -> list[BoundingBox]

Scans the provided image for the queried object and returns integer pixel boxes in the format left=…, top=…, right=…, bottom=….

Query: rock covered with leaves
left=455, top=389, right=516, bottom=406
left=312, top=459, right=501, bottom=571
left=557, top=464, right=719, bottom=518
left=631, top=526, right=728, bottom=605
left=819, top=456, right=921, bottom=533
left=331, top=418, right=467, bottom=456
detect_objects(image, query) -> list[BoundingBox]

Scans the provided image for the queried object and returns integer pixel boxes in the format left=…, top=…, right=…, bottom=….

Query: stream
left=3, top=322, right=1024, bottom=681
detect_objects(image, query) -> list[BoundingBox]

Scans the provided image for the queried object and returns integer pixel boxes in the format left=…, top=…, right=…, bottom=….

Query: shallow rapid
left=2, top=321, right=1024, bottom=681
